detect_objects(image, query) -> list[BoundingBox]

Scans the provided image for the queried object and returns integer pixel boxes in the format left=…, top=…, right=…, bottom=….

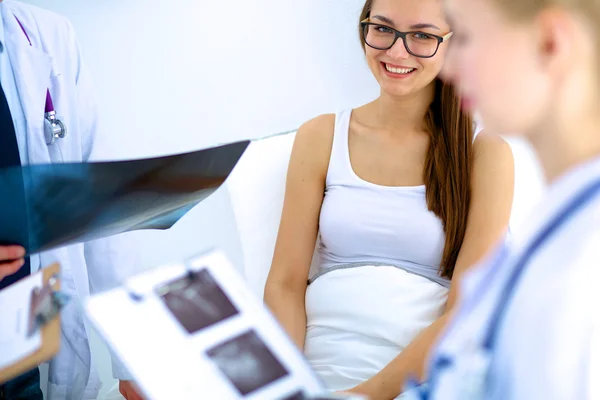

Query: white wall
left=20, top=0, right=546, bottom=397
left=24, top=0, right=378, bottom=159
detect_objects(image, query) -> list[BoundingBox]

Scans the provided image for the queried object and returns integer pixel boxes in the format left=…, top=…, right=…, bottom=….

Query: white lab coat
left=2, top=1, right=136, bottom=399
left=427, top=156, right=600, bottom=399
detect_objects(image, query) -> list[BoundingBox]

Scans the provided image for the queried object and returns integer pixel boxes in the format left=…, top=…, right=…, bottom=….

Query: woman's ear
left=534, top=7, right=578, bottom=78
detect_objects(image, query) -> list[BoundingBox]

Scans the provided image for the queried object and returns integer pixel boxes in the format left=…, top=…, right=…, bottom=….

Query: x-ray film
left=0, top=140, right=249, bottom=255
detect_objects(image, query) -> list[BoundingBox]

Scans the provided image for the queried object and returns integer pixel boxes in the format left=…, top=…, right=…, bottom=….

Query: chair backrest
left=226, top=132, right=299, bottom=299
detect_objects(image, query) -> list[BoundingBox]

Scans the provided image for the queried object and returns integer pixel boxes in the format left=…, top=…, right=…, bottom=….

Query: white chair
left=226, top=132, right=298, bottom=299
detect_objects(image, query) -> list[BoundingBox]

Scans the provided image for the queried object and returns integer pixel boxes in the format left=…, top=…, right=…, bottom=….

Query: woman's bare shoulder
left=292, top=114, right=337, bottom=175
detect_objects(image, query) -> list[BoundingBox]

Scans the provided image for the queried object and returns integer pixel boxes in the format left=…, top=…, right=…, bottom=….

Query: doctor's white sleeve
left=542, top=249, right=600, bottom=400
left=84, top=236, right=141, bottom=381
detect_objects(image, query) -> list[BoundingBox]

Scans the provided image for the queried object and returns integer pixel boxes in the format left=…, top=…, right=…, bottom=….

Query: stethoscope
left=404, top=176, right=600, bottom=400
left=14, top=16, right=67, bottom=146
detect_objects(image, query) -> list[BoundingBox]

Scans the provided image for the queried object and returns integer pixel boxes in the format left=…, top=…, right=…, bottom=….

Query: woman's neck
left=367, top=81, right=435, bottom=133
left=529, top=113, right=600, bottom=184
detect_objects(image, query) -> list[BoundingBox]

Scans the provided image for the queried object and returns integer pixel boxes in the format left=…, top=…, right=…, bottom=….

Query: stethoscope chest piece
left=44, top=111, right=67, bottom=145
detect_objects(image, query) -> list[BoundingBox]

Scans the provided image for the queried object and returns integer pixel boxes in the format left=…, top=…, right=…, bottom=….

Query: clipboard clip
left=27, top=274, right=70, bottom=337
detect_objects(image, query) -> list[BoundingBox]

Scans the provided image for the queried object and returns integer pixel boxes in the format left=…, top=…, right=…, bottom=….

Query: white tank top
left=315, top=109, right=450, bottom=288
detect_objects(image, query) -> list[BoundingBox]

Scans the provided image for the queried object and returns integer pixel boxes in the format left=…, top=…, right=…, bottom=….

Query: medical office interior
left=19, top=0, right=546, bottom=398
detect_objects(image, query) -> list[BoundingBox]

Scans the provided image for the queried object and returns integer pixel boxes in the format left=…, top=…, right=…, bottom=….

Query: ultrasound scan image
left=157, top=269, right=239, bottom=334
left=206, top=330, right=289, bottom=396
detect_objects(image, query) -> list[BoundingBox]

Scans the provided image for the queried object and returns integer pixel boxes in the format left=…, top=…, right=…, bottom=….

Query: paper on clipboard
left=0, top=263, right=63, bottom=384
left=0, top=273, right=43, bottom=370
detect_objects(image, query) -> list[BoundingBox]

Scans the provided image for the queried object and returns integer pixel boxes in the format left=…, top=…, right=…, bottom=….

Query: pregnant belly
left=304, top=265, right=448, bottom=392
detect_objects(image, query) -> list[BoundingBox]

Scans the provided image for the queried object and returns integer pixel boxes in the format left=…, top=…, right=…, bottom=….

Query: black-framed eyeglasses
left=360, top=18, right=453, bottom=58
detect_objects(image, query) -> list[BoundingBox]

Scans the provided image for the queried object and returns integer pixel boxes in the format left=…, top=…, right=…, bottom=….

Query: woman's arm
left=264, top=114, right=334, bottom=350
left=348, top=133, right=515, bottom=400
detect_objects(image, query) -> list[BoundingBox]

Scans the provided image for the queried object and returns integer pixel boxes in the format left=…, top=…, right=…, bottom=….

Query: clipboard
left=0, top=263, right=65, bottom=384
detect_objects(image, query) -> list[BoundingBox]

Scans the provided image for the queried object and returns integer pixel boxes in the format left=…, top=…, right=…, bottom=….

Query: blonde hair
left=494, top=0, right=600, bottom=31
left=494, top=0, right=600, bottom=68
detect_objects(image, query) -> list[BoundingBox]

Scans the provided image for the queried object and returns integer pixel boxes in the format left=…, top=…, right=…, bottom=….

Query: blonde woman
left=421, top=0, right=600, bottom=398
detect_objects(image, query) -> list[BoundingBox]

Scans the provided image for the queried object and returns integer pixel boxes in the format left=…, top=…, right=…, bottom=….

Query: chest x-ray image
left=206, top=329, right=289, bottom=396
left=157, top=269, right=239, bottom=334
left=0, top=140, right=249, bottom=255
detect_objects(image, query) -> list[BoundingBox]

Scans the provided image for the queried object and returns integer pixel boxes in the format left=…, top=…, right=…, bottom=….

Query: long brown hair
left=359, top=0, right=474, bottom=279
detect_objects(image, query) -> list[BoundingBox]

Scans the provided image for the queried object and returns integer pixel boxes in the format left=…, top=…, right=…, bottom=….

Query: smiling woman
left=264, top=0, right=515, bottom=398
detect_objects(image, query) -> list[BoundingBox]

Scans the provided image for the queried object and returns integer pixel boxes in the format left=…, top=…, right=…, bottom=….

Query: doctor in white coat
left=0, top=1, right=138, bottom=399
left=402, top=0, right=600, bottom=398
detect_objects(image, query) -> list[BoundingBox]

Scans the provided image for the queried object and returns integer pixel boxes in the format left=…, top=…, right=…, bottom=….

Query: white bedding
left=304, top=264, right=449, bottom=394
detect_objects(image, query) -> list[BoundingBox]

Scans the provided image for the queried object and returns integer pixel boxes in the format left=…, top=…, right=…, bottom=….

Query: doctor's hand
left=0, top=245, right=25, bottom=281
left=119, top=380, right=144, bottom=400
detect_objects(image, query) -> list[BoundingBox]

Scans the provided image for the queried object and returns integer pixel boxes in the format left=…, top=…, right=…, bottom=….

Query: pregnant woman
left=264, top=0, right=514, bottom=398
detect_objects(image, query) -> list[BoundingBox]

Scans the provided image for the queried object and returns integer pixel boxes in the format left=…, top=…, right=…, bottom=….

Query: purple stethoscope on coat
left=15, top=15, right=67, bottom=145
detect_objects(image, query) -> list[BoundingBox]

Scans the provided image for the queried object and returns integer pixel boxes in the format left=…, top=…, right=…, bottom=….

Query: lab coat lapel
left=2, top=7, right=52, bottom=164
left=2, top=5, right=98, bottom=398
